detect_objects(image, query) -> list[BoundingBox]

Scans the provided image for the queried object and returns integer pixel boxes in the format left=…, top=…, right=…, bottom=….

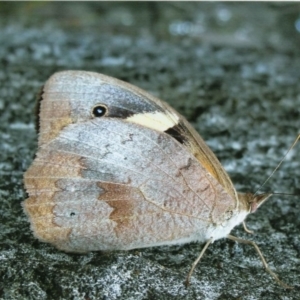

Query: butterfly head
left=238, top=192, right=272, bottom=214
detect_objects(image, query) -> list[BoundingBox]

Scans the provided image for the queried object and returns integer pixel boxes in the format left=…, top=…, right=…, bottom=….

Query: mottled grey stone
left=0, top=2, right=300, bottom=300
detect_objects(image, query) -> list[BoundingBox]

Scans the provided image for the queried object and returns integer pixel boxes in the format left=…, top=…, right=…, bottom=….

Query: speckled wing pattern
left=23, top=71, right=238, bottom=252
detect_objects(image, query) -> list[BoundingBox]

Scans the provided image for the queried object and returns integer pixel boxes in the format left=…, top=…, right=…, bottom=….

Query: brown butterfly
left=23, top=71, right=290, bottom=288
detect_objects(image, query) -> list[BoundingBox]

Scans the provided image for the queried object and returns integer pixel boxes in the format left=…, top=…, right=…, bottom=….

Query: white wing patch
left=126, top=111, right=179, bottom=132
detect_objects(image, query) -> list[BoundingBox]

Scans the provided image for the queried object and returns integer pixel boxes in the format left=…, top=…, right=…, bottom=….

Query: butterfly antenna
left=254, top=133, right=300, bottom=196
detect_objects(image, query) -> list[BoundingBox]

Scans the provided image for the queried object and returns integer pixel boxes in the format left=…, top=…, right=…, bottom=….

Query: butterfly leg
left=185, top=238, right=213, bottom=286
left=227, top=235, right=292, bottom=289
left=242, top=221, right=254, bottom=234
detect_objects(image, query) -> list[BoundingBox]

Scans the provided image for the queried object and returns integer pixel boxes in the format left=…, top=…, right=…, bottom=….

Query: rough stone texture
left=0, top=2, right=300, bottom=299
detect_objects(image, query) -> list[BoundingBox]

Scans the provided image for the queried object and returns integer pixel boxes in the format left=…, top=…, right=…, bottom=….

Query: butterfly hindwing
left=24, top=120, right=236, bottom=251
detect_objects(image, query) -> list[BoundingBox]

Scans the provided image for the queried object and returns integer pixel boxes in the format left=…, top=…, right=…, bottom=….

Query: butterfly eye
left=92, top=105, right=108, bottom=117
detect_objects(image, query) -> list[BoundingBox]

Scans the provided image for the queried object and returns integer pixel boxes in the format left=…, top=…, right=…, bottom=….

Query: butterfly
left=23, top=71, right=290, bottom=288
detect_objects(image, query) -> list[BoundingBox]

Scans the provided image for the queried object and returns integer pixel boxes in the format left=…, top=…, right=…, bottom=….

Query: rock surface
left=0, top=2, right=300, bottom=299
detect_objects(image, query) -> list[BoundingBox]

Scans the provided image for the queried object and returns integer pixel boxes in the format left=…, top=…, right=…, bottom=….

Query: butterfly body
left=23, top=71, right=267, bottom=253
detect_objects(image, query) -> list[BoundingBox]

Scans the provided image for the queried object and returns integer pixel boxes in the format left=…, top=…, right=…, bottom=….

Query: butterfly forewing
left=23, top=71, right=238, bottom=252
